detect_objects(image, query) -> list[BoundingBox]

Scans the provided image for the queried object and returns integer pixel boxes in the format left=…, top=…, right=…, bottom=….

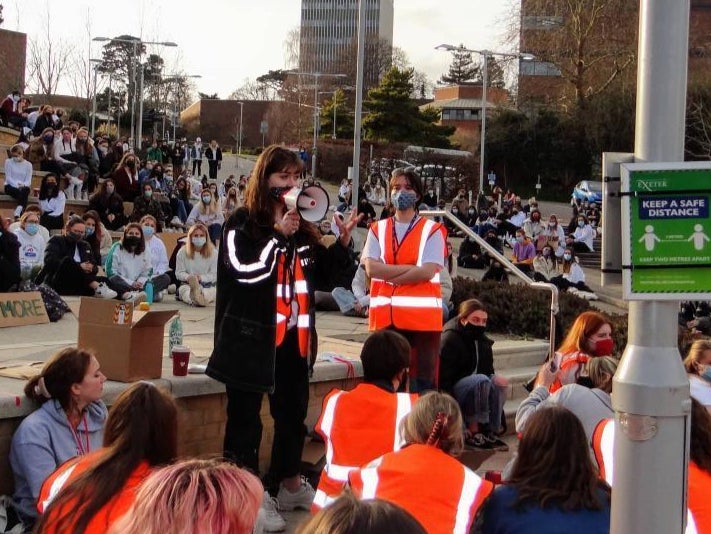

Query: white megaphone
left=279, top=185, right=330, bottom=222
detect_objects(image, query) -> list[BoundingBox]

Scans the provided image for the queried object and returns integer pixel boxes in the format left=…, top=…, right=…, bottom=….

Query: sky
left=6, top=0, right=516, bottom=100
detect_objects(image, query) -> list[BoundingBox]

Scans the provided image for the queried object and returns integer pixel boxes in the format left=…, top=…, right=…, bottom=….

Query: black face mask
left=269, top=187, right=291, bottom=201
left=126, top=161, right=136, bottom=168
left=66, top=232, right=82, bottom=242
left=123, top=236, right=141, bottom=249
left=463, top=323, right=486, bottom=338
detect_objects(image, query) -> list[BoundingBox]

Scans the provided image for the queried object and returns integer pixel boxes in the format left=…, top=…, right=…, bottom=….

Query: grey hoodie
left=9, top=399, right=107, bottom=522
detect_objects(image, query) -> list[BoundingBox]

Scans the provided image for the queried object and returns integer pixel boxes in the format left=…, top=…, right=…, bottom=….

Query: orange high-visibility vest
left=349, top=444, right=493, bottom=534
left=37, top=449, right=151, bottom=534
left=311, top=384, right=417, bottom=511
left=592, top=419, right=707, bottom=534
left=275, top=250, right=310, bottom=357
left=368, top=217, right=444, bottom=332
left=549, top=351, right=590, bottom=393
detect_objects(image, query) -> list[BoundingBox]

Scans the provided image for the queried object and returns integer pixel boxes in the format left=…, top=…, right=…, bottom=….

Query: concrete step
left=492, top=339, right=549, bottom=370
left=503, top=398, right=522, bottom=435
left=499, top=364, right=541, bottom=402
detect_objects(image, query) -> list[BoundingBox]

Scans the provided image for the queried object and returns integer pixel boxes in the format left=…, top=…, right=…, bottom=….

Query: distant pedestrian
left=191, top=137, right=203, bottom=176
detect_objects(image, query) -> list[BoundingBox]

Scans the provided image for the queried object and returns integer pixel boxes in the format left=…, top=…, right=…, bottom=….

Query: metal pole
left=238, top=102, right=243, bottom=166
left=611, top=1, right=691, bottom=533
left=107, top=76, right=112, bottom=134
left=137, top=63, right=145, bottom=151
left=130, top=41, right=137, bottom=148
left=312, top=74, right=319, bottom=180
left=352, top=0, right=366, bottom=209
left=91, top=66, right=98, bottom=137
left=479, top=52, right=488, bottom=195
left=117, top=91, right=121, bottom=140
left=173, top=100, right=177, bottom=142
left=333, top=93, right=337, bottom=139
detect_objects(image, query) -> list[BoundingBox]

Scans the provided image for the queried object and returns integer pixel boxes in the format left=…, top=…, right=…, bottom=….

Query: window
left=519, top=60, right=562, bottom=77
left=522, top=15, right=563, bottom=30
left=441, top=108, right=478, bottom=121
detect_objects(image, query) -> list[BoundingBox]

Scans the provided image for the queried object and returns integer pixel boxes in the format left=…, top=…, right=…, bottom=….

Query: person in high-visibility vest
left=362, top=167, right=445, bottom=392
left=592, top=398, right=711, bottom=534
left=35, top=382, right=178, bottom=534
left=548, top=311, right=614, bottom=393
left=349, top=391, right=493, bottom=534
left=312, top=330, right=417, bottom=511
left=478, top=405, right=611, bottom=532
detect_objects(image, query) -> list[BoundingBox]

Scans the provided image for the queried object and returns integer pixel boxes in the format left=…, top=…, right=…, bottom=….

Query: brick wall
left=0, top=29, right=27, bottom=98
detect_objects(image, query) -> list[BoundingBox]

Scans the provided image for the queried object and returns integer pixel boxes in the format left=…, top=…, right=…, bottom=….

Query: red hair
left=557, top=311, right=612, bottom=355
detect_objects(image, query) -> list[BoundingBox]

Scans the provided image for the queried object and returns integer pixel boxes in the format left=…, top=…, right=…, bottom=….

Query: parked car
left=572, top=180, right=603, bottom=203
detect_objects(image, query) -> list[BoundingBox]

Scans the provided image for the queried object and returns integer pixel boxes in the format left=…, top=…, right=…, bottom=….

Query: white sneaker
left=153, top=290, right=164, bottom=302
left=94, top=282, right=117, bottom=299
left=170, top=216, right=184, bottom=228
left=276, top=478, right=316, bottom=511
left=13, top=205, right=23, bottom=218
left=260, top=491, right=286, bottom=532
left=167, top=284, right=177, bottom=295
left=124, top=291, right=147, bottom=304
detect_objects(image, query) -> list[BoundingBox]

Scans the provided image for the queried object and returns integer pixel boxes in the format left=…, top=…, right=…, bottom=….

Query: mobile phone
left=549, top=360, right=557, bottom=372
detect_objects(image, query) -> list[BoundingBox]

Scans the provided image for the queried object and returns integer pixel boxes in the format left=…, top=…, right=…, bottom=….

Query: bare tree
left=65, top=9, right=94, bottom=115
left=283, top=26, right=300, bottom=70
left=228, top=78, right=274, bottom=101
left=26, top=3, right=73, bottom=98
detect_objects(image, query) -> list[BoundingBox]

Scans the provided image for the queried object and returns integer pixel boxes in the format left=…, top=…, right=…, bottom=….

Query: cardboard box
left=77, top=297, right=176, bottom=382
left=0, top=292, right=49, bottom=328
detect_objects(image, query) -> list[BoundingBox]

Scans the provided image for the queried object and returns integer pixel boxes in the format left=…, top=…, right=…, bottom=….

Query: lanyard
left=68, top=414, right=90, bottom=456
left=391, top=215, right=419, bottom=259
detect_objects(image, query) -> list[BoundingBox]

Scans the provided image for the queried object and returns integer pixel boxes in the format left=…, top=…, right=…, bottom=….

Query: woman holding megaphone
left=207, top=145, right=361, bottom=523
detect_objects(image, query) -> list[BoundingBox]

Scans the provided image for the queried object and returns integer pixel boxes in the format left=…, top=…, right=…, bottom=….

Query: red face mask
left=591, top=337, right=614, bottom=357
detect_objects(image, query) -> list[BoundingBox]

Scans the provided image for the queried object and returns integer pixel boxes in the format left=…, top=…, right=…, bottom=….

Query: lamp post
left=236, top=101, right=244, bottom=168
left=436, top=44, right=533, bottom=195
left=92, top=37, right=178, bottom=150
left=89, top=59, right=102, bottom=137
left=294, top=72, right=347, bottom=180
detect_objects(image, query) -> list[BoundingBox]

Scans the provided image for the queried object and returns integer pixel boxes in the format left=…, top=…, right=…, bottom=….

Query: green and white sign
left=621, top=162, right=711, bottom=300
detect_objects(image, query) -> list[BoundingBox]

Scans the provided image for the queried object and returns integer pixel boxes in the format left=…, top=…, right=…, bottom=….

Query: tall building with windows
left=299, top=0, right=394, bottom=86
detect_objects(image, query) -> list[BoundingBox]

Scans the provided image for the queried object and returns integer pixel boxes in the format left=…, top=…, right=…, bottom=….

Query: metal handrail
left=420, top=210, right=560, bottom=360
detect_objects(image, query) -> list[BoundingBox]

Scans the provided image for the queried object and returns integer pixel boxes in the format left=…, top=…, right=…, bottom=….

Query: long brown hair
left=35, top=382, right=178, bottom=534
left=25, top=348, right=93, bottom=410
left=683, top=339, right=711, bottom=375
left=508, top=406, right=610, bottom=511
left=557, top=311, right=612, bottom=356
left=690, top=397, right=711, bottom=473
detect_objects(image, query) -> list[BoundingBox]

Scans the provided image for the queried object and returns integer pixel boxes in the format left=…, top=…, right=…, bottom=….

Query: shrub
left=451, top=277, right=628, bottom=353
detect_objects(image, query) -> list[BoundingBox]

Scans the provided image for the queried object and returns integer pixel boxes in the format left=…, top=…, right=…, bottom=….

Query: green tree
left=440, top=45, right=479, bottom=84
left=198, top=92, right=219, bottom=99
left=363, top=67, right=453, bottom=147
left=484, top=57, right=506, bottom=89
left=318, top=89, right=353, bottom=139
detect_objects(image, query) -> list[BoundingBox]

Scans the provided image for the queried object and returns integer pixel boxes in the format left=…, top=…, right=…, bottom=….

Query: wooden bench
left=0, top=194, right=90, bottom=219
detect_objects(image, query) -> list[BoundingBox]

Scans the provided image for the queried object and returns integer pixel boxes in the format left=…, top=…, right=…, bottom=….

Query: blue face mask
left=191, top=237, right=207, bottom=248
left=391, top=190, right=418, bottom=211
left=701, top=366, right=711, bottom=382
left=578, top=220, right=585, bottom=227
left=563, top=253, right=572, bottom=261
left=142, top=225, right=154, bottom=238
left=25, top=223, right=39, bottom=236
left=516, top=235, right=524, bottom=243
left=84, top=226, right=95, bottom=237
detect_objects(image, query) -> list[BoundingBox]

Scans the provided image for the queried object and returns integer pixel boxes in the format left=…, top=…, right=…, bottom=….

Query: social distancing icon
left=688, top=224, right=710, bottom=251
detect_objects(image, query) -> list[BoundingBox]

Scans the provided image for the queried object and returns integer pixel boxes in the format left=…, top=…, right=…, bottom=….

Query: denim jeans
left=453, top=373, right=507, bottom=431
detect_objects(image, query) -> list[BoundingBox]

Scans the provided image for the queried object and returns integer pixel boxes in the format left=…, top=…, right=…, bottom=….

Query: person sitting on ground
left=298, top=494, right=427, bottom=534
left=73, top=128, right=99, bottom=196
left=175, top=222, right=217, bottom=307
left=474, top=406, right=611, bottom=533
left=349, top=391, right=494, bottom=534
left=9, top=205, right=50, bottom=243
left=35, top=382, right=178, bottom=534
left=331, top=263, right=370, bottom=317
left=186, top=188, right=224, bottom=243
left=451, top=188, right=469, bottom=215
left=541, top=213, right=566, bottom=257
left=36, top=216, right=116, bottom=298
left=523, top=208, right=545, bottom=247
left=439, top=299, right=509, bottom=451
left=222, top=184, right=241, bottom=220
left=512, top=228, right=536, bottom=274
left=31, top=106, right=57, bottom=136
left=81, top=210, right=112, bottom=266
left=532, top=245, right=557, bottom=282
left=106, top=223, right=151, bottom=302
left=457, top=234, right=488, bottom=270
left=53, top=126, right=84, bottom=200
left=683, top=339, right=711, bottom=410
left=312, top=331, right=417, bottom=512
left=131, top=182, right=165, bottom=230
left=548, top=311, right=614, bottom=393
left=566, top=214, right=595, bottom=253
left=9, top=348, right=107, bottom=527
left=516, top=357, right=617, bottom=453
left=0, top=90, right=26, bottom=128
left=4, top=143, right=33, bottom=219
left=38, top=173, right=67, bottom=231
left=88, top=179, right=128, bottom=232
left=139, top=215, right=172, bottom=301
left=169, top=176, right=192, bottom=227
left=0, top=214, right=21, bottom=292
left=549, top=246, right=597, bottom=298
left=108, top=459, right=262, bottom=534
left=369, top=182, right=387, bottom=206
left=13, top=210, right=46, bottom=280
left=112, top=153, right=141, bottom=201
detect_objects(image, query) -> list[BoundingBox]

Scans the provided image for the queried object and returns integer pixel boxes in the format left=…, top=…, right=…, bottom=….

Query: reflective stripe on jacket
left=368, top=217, right=443, bottom=332
left=312, top=384, right=417, bottom=511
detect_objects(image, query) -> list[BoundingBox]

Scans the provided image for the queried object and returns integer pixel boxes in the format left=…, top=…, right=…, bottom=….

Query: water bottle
left=168, top=313, right=183, bottom=357
left=144, top=268, right=154, bottom=304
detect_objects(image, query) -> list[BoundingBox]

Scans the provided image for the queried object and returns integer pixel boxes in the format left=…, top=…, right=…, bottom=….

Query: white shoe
left=170, top=216, right=184, bottom=228
left=13, top=205, right=23, bottom=218
left=167, top=283, right=177, bottom=295
left=153, top=290, right=164, bottom=302
left=124, top=291, right=146, bottom=304
left=94, top=282, right=117, bottom=299
left=260, top=491, right=286, bottom=532
left=276, top=478, right=316, bottom=511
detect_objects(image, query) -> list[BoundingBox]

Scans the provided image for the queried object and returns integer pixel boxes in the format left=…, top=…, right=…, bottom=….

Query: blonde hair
left=197, top=189, right=220, bottom=216
left=400, top=391, right=464, bottom=456
left=586, top=356, right=618, bottom=393
left=185, top=223, right=214, bottom=259
left=684, top=339, right=711, bottom=375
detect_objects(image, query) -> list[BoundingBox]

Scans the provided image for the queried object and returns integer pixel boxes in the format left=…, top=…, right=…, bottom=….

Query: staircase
left=575, top=236, right=602, bottom=269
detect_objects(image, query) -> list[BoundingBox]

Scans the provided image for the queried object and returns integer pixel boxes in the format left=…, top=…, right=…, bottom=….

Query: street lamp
left=236, top=101, right=244, bottom=168
left=436, top=44, right=534, bottom=196
left=293, top=72, right=347, bottom=180
left=93, top=36, right=178, bottom=150
left=89, top=59, right=102, bottom=137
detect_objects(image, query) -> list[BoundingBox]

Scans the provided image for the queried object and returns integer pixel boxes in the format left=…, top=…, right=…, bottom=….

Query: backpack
left=18, top=280, right=70, bottom=322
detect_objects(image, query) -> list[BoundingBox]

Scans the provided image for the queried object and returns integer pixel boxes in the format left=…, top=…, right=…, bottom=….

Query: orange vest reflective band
left=275, top=250, right=310, bottom=357
left=688, top=461, right=711, bottom=534
left=349, top=444, right=493, bottom=534
left=311, top=384, right=417, bottom=511
left=549, top=351, right=590, bottom=393
left=593, top=420, right=702, bottom=534
left=368, top=217, right=444, bottom=332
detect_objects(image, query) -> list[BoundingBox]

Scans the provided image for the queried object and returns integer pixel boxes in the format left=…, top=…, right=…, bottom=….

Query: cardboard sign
left=0, top=292, right=50, bottom=328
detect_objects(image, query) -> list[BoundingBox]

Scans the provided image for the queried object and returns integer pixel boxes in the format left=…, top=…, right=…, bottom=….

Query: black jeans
left=224, top=329, right=309, bottom=486
left=192, top=159, right=202, bottom=176
left=46, top=258, right=97, bottom=296
left=4, top=184, right=30, bottom=210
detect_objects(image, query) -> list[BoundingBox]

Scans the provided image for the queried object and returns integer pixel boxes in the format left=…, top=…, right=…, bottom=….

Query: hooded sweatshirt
left=439, top=317, right=496, bottom=395
left=10, top=399, right=107, bottom=522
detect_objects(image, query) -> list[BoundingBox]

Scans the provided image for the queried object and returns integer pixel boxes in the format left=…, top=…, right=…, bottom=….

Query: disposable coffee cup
left=172, top=345, right=190, bottom=377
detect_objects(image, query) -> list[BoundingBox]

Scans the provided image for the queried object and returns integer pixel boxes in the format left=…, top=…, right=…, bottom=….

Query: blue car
left=572, top=180, right=603, bottom=203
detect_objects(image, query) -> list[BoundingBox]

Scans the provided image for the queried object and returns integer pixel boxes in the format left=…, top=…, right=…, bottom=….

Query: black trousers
left=192, top=159, right=202, bottom=176
left=4, top=184, right=30, bottom=210
left=224, top=329, right=309, bottom=486
left=208, top=160, right=219, bottom=180
left=46, top=258, right=97, bottom=296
